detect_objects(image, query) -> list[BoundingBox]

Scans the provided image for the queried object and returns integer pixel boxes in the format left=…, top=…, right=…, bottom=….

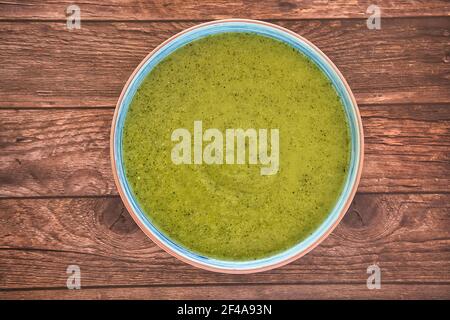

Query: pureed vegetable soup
left=122, top=32, right=350, bottom=260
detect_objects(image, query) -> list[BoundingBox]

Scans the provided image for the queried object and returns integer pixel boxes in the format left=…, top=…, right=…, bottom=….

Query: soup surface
left=122, top=32, right=350, bottom=260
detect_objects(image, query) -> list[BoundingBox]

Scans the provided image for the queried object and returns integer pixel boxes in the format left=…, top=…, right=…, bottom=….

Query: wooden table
left=0, top=1, right=449, bottom=300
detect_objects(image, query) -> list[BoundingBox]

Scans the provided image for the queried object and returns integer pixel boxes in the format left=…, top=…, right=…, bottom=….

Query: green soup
left=122, top=32, right=350, bottom=260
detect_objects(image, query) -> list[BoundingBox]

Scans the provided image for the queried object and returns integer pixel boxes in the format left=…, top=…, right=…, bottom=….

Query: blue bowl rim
left=110, top=19, right=364, bottom=274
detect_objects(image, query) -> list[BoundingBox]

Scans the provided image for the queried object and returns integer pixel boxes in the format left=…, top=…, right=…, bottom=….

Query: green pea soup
left=122, top=32, right=350, bottom=261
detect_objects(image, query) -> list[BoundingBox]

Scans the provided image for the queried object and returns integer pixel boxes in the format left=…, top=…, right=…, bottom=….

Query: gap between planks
left=1, top=102, right=450, bottom=111
left=2, top=191, right=450, bottom=201
left=1, top=281, right=450, bottom=292
left=1, top=15, right=450, bottom=23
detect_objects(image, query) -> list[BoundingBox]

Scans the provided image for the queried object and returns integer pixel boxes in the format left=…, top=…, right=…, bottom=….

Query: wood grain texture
left=0, top=194, right=449, bottom=291
left=1, top=0, right=449, bottom=300
left=1, top=284, right=449, bottom=300
left=1, top=0, right=449, bottom=20
left=1, top=105, right=449, bottom=197
left=0, top=18, right=449, bottom=108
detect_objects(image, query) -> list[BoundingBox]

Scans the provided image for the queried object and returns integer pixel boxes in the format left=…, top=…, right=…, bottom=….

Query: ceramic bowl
left=111, top=19, right=364, bottom=273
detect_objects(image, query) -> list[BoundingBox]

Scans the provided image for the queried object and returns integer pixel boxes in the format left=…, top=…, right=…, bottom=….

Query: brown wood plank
left=0, top=193, right=449, bottom=290
left=0, top=0, right=449, bottom=21
left=0, top=18, right=449, bottom=108
left=1, top=105, right=449, bottom=197
left=1, top=284, right=449, bottom=300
